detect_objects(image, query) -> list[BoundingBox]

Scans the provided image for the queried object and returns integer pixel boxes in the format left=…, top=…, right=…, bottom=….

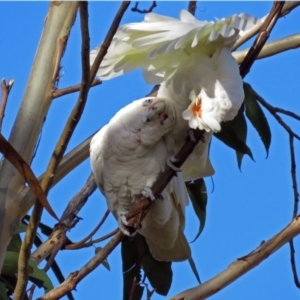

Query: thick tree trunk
left=0, top=1, right=78, bottom=271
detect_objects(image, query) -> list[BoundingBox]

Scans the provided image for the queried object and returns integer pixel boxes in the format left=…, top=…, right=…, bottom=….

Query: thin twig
left=31, top=173, right=97, bottom=264
left=0, top=79, right=14, bottom=132
left=66, top=228, right=119, bottom=250
left=131, top=1, right=156, bottom=14
left=64, top=209, right=110, bottom=250
left=288, top=134, right=300, bottom=288
left=170, top=216, right=300, bottom=299
left=239, top=1, right=285, bottom=78
left=254, top=89, right=300, bottom=141
left=38, top=231, right=124, bottom=300
left=188, top=1, right=197, bottom=16
left=52, top=78, right=102, bottom=99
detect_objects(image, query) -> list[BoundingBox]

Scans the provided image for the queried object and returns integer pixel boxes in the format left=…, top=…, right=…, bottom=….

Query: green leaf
left=28, top=259, right=53, bottom=292
left=2, top=251, right=18, bottom=276
left=13, top=223, right=28, bottom=235
left=188, top=256, right=201, bottom=284
left=121, top=238, right=144, bottom=300
left=95, top=247, right=110, bottom=271
left=232, top=104, right=248, bottom=169
left=2, top=252, right=53, bottom=292
left=0, top=281, right=10, bottom=300
left=244, top=83, right=271, bottom=157
left=186, top=179, right=207, bottom=242
left=214, top=121, right=254, bottom=161
left=7, top=234, right=22, bottom=253
left=131, top=234, right=172, bottom=296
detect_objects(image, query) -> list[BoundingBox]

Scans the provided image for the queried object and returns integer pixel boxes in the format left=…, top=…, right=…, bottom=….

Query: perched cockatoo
left=90, top=97, right=191, bottom=261
left=90, top=9, right=260, bottom=181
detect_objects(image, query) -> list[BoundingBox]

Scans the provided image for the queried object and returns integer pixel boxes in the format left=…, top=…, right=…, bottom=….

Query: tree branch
left=188, top=1, right=197, bottom=16
left=131, top=1, right=157, bottom=14
left=52, top=78, right=102, bottom=99
left=170, top=216, right=300, bottom=299
left=233, top=33, right=300, bottom=64
left=89, top=1, right=130, bottom=83
left=14, top=4, right=90, bottom=298
left=239, top=1, right=285, bottom=78
left=31, top=173, right=97, bottom=265
left=0, top=79, right=14, bottom=132
left=232, top=1, right=300, bottom=51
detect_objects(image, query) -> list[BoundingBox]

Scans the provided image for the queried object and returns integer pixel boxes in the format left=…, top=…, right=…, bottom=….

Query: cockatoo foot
left=119, top=215, right=136, bottom=236
left=186, top=129, right=206, bottom=143
left=142, top=186, right=156, bottom=201
left=167, top=155, right=181, bottom=172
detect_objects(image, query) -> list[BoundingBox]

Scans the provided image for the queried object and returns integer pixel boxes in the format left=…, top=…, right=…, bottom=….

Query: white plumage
left=90, top=9, right=260, bottom=180
left=90, top=97, right=191, bottom=261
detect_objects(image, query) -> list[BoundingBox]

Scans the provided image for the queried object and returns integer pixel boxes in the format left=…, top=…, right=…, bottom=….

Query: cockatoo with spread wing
left=90, top=9, right=261, bottom=181
left=90, top=97, right=191, bottom=261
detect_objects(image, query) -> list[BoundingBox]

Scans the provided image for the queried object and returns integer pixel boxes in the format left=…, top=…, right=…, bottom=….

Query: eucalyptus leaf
left=0, top=281, right=10, bottom=300
left=214, top=122, right=254, bottom=160
left=95, top=247, right=111, bottom=271
left=28, top=259, right=54, bottom=292
left=186, top=178, right=207, bottom=242
left=131, top=234, right=172, bottom=296
left=188, top=256, right=201, bottom=284
left=121, top=238, right=144, bottom=300
left=244, top=83, right=271, bottom=157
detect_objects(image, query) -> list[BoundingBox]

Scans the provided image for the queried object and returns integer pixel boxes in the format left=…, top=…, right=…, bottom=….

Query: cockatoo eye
left=142, top=98, right=154, bottom=107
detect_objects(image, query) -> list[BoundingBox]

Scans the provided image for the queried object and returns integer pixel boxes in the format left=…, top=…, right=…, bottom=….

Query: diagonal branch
left=232, top=1, right=300, bottom=51
left=170, top=216, right=300, bottom=299
left=239, top=1, right=285, bottom=78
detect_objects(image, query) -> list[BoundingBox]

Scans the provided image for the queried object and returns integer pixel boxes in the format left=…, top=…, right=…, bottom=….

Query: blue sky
left=1, top=1, right=300, bottom=300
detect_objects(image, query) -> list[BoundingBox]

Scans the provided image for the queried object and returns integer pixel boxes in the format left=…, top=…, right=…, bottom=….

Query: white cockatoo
left=90, top=97, right=191, bottom=261
left=90, top=9, right=260, bottom=181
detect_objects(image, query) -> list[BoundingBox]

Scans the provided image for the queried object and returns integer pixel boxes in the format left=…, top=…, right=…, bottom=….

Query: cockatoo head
left=128, top=97, right=176, bottom=146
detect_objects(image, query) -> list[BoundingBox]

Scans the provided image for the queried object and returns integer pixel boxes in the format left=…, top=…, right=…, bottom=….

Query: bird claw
left=119, top=215, right=136, bottom=237
left=167, top=155, right=181, bottom=172
left=187, top=129, right=197, bottom=143
left=186, top=129, right=206, bottom=143
left=142, top=186, right=156, bottom=201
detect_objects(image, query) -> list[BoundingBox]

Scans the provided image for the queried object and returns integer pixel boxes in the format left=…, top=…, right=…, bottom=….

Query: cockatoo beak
left=146, top=100, right=166, bottom=123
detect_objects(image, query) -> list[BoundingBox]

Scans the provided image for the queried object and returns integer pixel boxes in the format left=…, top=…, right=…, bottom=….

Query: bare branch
left=0, top=79, right=14, bottom=132
left=170, top=216, right=300, bottom=299
left=253, top=89, right=300, bottom=141
left=89, top=1, right=131, bottom=83
left=232, top=1, right=300, bottom=51
left=38, top=231, right=124, bottom=300
left=233, top=33, right=300, bottom=64
left=15, top=4, right=90, bottom=297
left=188, top=1, right=197, bottom=16
left=131, top=1, right=157, bottom=14
left=64, top=209, right=110, bottom=250
left=239, top=1, right=285, bottom=78
left=31, top=173, right=97, bottom=265
left=52, top=78, right=102, bottom=99
left=289, top=135, right=300, bottom=288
